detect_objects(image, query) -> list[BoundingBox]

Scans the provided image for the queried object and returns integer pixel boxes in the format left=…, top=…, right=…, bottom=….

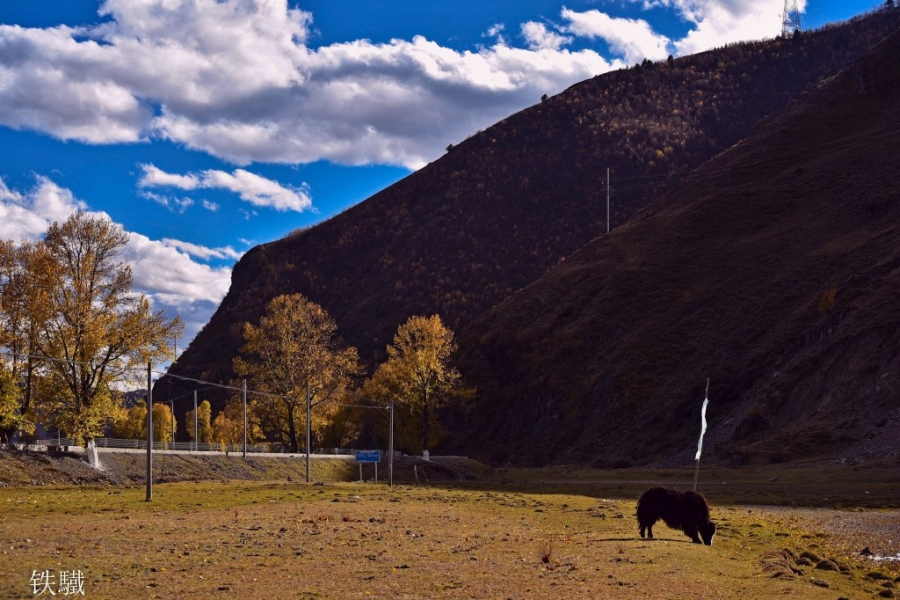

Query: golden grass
left=1, top=473, right=898, bottom=599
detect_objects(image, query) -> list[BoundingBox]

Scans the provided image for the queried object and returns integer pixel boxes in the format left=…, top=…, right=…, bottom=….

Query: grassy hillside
left=454, top=25, right=900, bottom=467
left=167, top=12, right=900, bottom=410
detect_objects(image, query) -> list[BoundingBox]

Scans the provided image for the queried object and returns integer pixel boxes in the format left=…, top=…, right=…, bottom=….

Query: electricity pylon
left=783, top=0, right=802, bottom=37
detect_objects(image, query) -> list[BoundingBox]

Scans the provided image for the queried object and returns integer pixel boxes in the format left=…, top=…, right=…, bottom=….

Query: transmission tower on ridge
left=782, top=0, right=802, bottom=37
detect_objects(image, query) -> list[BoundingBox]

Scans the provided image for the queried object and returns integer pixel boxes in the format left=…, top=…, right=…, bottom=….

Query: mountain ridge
left=453, top=25, right=900, bottom=466
left=164, top=12, right=900, bottom=465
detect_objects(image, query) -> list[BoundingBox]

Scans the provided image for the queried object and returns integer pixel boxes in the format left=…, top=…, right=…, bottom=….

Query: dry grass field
left=1, top=457, right=899, bottom=599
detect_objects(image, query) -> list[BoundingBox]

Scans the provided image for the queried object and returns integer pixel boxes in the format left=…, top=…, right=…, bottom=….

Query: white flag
left=695, top=394, right=709, bottom=461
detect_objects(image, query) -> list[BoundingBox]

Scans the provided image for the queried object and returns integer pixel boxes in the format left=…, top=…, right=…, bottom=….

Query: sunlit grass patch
left=0, top=476, right=897, bottom=599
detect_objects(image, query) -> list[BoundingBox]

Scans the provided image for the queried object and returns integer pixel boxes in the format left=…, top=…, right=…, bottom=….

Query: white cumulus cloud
left=0, top=0, right=612, bottom=170
left=122, top=232, right=232, bottom=308
left=139, top=164, right=312, bottom=212
left=0, top=176, right=88, bottom=241
left=201, top=169, right=311, bottom=211
left=122, top=231, right=233, bottom=345
left=140, top=190, right=195, bottom=213
left=0, top=175, right=234, bottom=347
left=561, top=9, right=671, bottom=63
left=483, top=23, right=507, bottom=44
left=139, top=164, right=201, bottom=190
left=160, top=238, right=244, bottom=261
left=0, top=0, right=802, bottom=170
left=624, top=0, right=795, bottom=56
left=521, top=22, right=572, bottom=51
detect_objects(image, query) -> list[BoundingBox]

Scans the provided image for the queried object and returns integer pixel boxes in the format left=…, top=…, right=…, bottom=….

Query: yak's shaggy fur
left=636, top=487, right=716, bottom=545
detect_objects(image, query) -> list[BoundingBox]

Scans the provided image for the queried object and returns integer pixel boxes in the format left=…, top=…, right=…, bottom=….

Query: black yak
left=636, top=487, right=716, bottom=545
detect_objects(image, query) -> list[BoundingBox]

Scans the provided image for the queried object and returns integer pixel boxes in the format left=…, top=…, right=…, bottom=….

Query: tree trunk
left=422, top=386, right=430, bottom=456
left=287, top=406, right=299, bottom=453
left=86, top=439, right=101, bottom=470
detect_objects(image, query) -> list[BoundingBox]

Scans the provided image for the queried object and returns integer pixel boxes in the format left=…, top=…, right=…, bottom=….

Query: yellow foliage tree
left=0, top=214, right=183, bottom=445
left=110, top=400, right=147, bottom=439
left=152, top=403, right=176, bottom=444
left=211, top=411, right=241, bottom=453
left=0, top=364, right=32, bottom=443
left=0, top=241, right=57, bottom=443
left=185, top=399, right=214, bottom=444
left=211, top=397, right=262, bottom=453
left=364, top=315, right=470, bottom=455
left=316, top=400, right=362, bottom=449
left=234, top=294, right=361, bottom=452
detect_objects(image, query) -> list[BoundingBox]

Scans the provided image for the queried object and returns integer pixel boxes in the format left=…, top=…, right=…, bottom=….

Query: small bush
left=818, top=286, right=837, bottom=316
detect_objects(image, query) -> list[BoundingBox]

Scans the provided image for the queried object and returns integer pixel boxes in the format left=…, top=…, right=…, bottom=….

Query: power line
left=0, top=350, right=150, bottom=376
left=155, top=369, right=389, bottom=411
left=154, top=370, right=296, bottom=403
left=0, top=349, right=318, bottom=407
left=1, top=348, right=388, bottom=417
left=331, top=402, right=390, bottom=410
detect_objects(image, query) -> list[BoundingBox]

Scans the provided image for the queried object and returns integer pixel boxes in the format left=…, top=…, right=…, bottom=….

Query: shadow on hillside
left=389, top=457, right=900, bottom=509
left=4, top=448, right=899, bottom=509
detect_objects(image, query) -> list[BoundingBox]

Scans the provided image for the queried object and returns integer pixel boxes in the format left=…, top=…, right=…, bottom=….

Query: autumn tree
left=211, top=397, right=262, bottom=453
left=110, top=400, right=147, bottom=439
left=10, top=213, right=183, bottom=445
left=152, top=403, right=175, bottom=444
left=109, top=399, right=175, bottom=443
left=0, top=365, right=25, bottom=444
left=211, top=409, right=241, bottom=453
left=317, top=401, right=362, bottom=449
left=364, top=315, right=469, bottom=456
left=0, top=241, right=57, bottom=443
left=233, top=294, right=361, bottom=452
left=185, top=399, right=214, bottom=444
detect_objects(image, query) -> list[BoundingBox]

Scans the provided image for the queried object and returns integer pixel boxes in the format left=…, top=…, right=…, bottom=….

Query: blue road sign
left=355, top=450, right=381, bottom=463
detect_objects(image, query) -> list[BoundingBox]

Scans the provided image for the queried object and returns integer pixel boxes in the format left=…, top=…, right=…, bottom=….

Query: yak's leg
left=684, top=524, right=701, bottom=544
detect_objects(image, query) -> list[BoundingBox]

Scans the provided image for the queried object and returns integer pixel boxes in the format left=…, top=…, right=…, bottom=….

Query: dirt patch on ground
left=760, top=505, right=900, bottom=567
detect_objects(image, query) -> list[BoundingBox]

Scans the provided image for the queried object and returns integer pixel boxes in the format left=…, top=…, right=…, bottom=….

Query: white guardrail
left=33, top=438, right=359, bottom=454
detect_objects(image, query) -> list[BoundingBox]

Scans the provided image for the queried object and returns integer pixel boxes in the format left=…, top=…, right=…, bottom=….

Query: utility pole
left=606, top=167, right=610, bottom=234
left=146, top=362, right=152, bottom=502
left=193, top=390, right=198, bottom=452
left=305, top=382, right=311, bottom=483
left=388, top=400, right=394, bottom=488
left=782, top=0, right=801, bottom=37
left=242, top=380, right=247, bottom=459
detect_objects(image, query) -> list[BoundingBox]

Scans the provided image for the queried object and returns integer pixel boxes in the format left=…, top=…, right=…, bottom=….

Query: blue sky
left=0, top=0, right=880, bottom=347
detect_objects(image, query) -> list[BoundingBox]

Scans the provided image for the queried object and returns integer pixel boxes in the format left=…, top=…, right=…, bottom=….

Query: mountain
left=164, top=12, right=900, bottom=449
left=455, top=23, right=900, bottom=467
